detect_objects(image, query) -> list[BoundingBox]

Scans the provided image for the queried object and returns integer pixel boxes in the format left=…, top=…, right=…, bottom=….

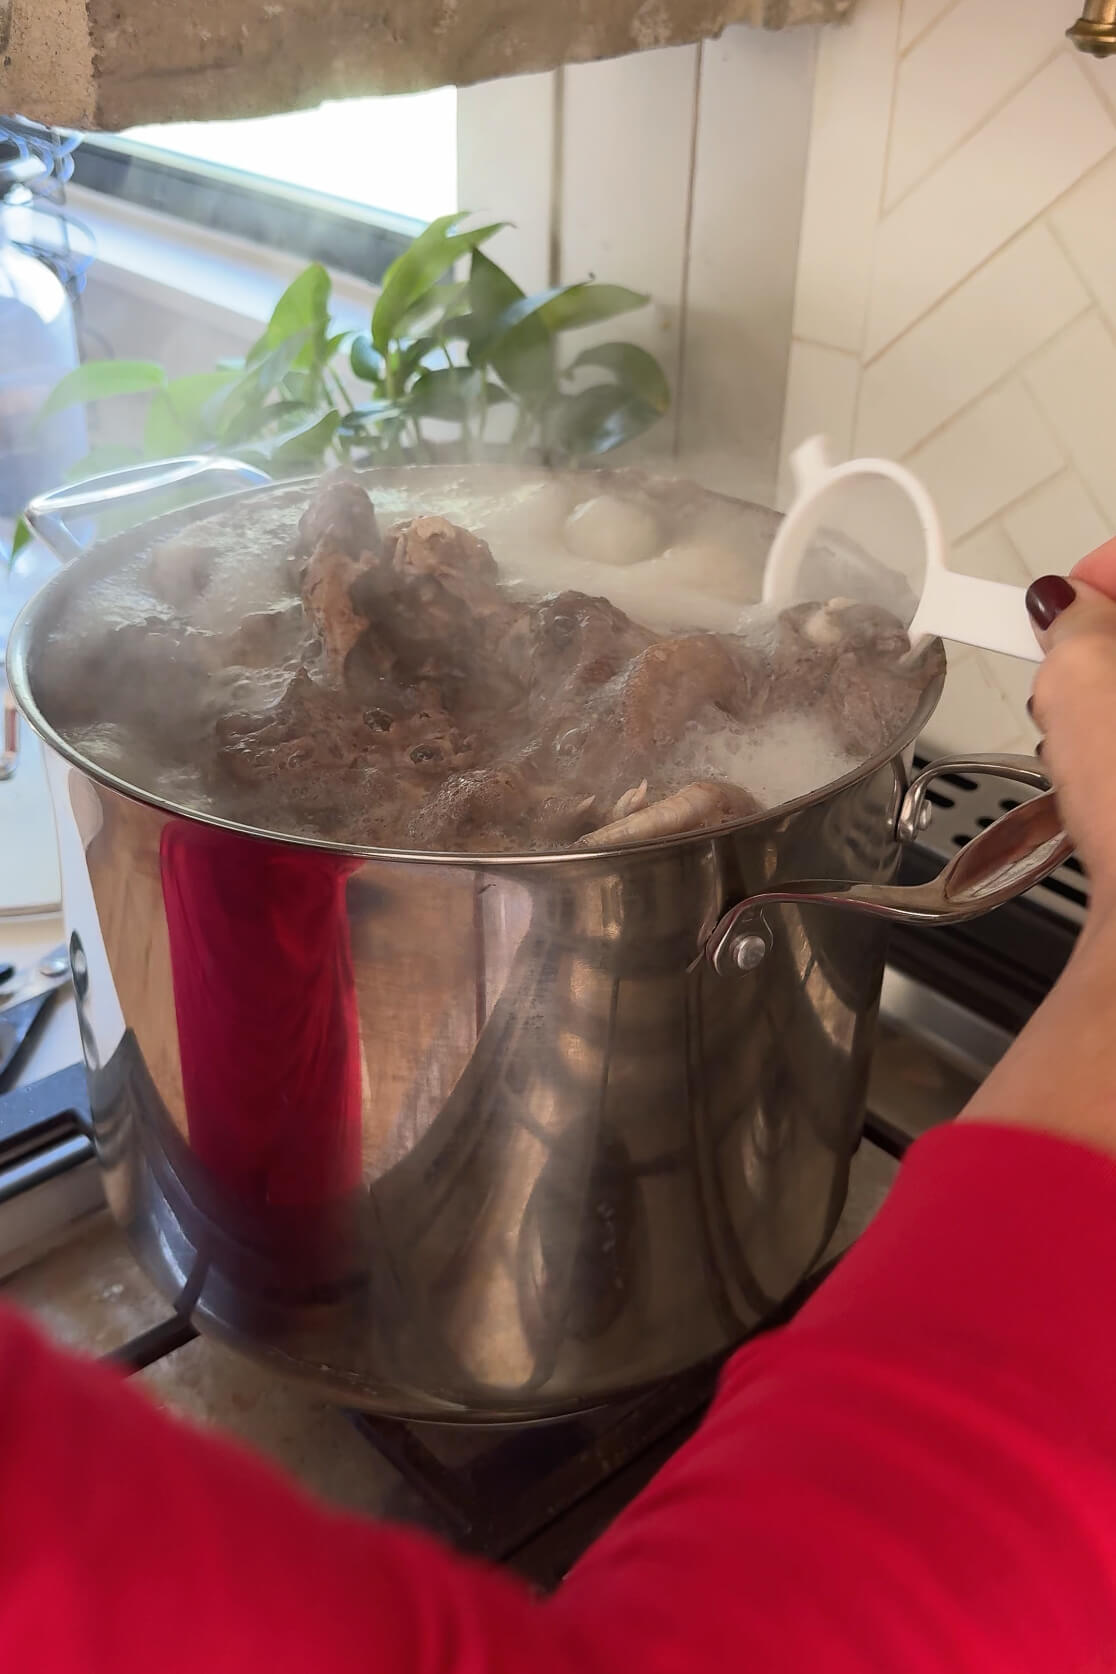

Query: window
left=72, top=89, right=457, bottom=285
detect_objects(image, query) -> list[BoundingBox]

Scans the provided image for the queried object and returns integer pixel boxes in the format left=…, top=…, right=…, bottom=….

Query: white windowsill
left=65, top=183, right=380, bottom=337
left=3, top=188, right=387, bottom=913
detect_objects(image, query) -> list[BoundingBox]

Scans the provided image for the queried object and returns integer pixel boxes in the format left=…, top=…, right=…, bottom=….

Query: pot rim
left=5, top=469, right=947, bottom=868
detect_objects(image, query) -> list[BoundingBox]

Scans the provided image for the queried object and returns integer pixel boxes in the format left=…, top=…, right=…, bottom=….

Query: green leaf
left=371, top=213, right=506, bottom=354
left=167, top=370, right=238, bottom=425
left=143, top=397, right=190, bottom=459
left=65, top=443, right=145, bottom=479
left=483, top=282, right=649, bottom=346
left=9, top=517, right=32, bottom=561
left=468, top=248, right=523, bottom=325
left=337, top=401, right=409, bottom=432
left=215, top=330, right=316, bottom=443
left=144, top=371, right=237, bottom=456
left=237, top=330, right=315, bottom=400
left=407, top=367, right=508, bottom=422
left=266, top=410, right=341, bottom=472
left=467, top=249, right=553, bottom=399
left=214, top=388, right=265, bottom=448
left=396, top=334, right=450, bottom=379
left=350, top=333, right=386, bottom=383
left=281, top=369, right=324, bottom=407
left=38, top=359, right=166, bottom=422
left=250, top=264, right=331, bottom=363
left=544, top=283, right=650, bottom=332
left=438, top=314, right=483, bottom=344
left=394, top=279, right=470, bottom=338
left=568, top=342, right=670, bottom=414
left=545, top=386, right=662, bottom=459
left=218, top=398, right=315, bottom=448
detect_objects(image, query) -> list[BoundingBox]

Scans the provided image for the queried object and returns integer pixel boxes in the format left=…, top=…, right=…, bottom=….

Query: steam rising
left=32, top=467, right=940, bottom=853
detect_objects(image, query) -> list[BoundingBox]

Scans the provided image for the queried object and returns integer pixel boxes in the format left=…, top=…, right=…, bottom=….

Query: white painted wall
left=781, top=0, right=1116, bottom=757
left=458, top=27, right=819, bottom=508
left=76, top=6, right=1116, bottom=761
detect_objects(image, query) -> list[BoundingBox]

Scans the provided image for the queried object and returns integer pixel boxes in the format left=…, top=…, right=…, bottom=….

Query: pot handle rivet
left=730, top=932, right=769, bottom=973
left=707, top=919, right=771, bottom=976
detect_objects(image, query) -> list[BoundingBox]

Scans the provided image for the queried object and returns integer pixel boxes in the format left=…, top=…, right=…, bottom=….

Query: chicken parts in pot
left=42, top=470, right=943, bottom=855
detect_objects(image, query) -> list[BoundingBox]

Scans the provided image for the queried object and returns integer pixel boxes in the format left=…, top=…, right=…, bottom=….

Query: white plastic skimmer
left=763, top=435, right=1040, bottom=664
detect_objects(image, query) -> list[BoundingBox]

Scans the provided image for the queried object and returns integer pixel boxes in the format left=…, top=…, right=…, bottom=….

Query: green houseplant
left=14, top=214, right=670, bottom=555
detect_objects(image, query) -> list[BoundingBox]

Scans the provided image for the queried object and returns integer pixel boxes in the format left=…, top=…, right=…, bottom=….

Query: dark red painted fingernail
left=1025, top=574, right=1076, bottom=630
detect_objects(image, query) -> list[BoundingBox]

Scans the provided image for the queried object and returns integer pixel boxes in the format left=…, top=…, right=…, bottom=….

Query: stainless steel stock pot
left=5, top=458, right=1071, bottom=1419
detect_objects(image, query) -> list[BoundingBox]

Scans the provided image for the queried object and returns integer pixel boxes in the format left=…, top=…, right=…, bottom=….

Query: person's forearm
left=10, top=1122, right=1116, bottom=1673
left=556, top=1123, right=1116, bottom=1671
left=962, top=913, right=1116, bottom=1154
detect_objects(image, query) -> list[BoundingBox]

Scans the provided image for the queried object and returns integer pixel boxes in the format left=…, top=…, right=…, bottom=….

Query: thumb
left=1028, top=571, right=1116, bottom=917
left=1071, top=533, right=1116, bottom=599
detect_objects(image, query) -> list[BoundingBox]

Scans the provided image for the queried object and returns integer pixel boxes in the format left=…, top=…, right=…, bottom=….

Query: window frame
left=72, top=136, right=421, bottom=285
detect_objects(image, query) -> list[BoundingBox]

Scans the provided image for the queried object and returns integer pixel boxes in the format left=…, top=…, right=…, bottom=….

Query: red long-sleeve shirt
left=4, top=1121, right=1116, bottom=1673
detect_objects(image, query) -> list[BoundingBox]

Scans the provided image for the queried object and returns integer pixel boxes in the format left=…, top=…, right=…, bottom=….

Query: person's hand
left=961, top=538, right=1116, bottom=1153
left=1028, top=537, right=1116, bottom=927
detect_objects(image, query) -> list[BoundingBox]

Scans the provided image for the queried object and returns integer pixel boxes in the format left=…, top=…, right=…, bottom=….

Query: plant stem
left=479, top=380, right=491, bottom=452
left=325, top=365, right=351, bottom=414
left=410, top=416, right=431, bottom=462
left=510, top=402, right=536, bottom=453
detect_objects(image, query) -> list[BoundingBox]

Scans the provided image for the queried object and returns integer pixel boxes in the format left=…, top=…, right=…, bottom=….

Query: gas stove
left=0, top=755, right=1083, bottom=1585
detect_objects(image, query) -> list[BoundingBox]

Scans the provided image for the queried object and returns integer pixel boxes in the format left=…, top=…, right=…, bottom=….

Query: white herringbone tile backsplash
left=780, top=0, right=1116, bottom=757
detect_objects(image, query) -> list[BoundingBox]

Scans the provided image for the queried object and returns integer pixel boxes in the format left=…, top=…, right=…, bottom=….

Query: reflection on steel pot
left=5, top=459, right=1072, bottom=1420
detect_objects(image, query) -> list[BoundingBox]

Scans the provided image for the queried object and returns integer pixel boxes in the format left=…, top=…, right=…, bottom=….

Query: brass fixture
left=1067, top=0, right=1116, bottom=57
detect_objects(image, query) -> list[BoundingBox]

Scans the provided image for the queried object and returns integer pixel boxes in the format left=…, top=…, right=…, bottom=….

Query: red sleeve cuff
left=778, top=1121, right=1116, bottom=1412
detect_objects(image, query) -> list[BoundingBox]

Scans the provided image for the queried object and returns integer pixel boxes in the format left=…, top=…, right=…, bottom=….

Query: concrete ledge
left=1, top=0, right=853, bottom=130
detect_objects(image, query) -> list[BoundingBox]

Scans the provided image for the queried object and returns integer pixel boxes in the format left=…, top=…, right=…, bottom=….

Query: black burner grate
left=98, top=1248, right=857, bottom=1585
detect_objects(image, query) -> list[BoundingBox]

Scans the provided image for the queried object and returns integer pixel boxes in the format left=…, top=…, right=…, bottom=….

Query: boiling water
left=675, top=713, right=863, bottom=810
left=36, top=468, right=933, bottom=850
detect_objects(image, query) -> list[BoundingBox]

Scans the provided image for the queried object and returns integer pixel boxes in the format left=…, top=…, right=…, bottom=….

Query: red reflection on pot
left=159, top=823, right=363, bottom=1210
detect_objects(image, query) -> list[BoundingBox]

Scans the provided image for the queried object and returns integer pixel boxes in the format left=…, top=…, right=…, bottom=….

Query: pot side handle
left=706, top=754, right=1074, bottom=975
left=24, top=456, right=272, bottom=564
